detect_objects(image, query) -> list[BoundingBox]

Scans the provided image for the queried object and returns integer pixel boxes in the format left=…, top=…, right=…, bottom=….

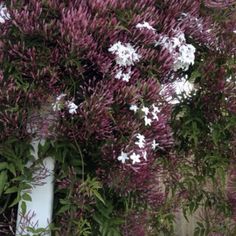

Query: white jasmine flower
left=136, top=21, right=155, bottom=32
left=142, top=151, right=147, bottom=161
left=173, top=44, right=196, bottom=71
left=233, top=30, right=236, bottom=34
left=173, top=79, right=194, bottom=96
left=130, top=152, right=141, bottom=164
left=52, top=94, right=67, bottom=112
left=144, top=116, right=152, bottom=126
left=152, top=111, right=159, bottom=121
left=155, top=36, right=169, bottom=47
left=130, top=104, right=139, bottom=113
left=115, top=69, right=132, bottom=82
left=0, top=4, right=10, bottom=24
left=52, top=102, right=61, bottom=112
left=67, top=101, right=78, bottom=114
left=117, top=151, right=129, bottom=164
left=155, top=32, right=196, bottom=71
left=136, top=133, right=145, bottom=142
left=152, top=104, right=160, bottom=113
left=122, top=71, right=131, bottom=82
left=56, top=93, right=67, bottom=101
left=141, top=106, right=149, bottom=115
left=135, top=133, right=145, bottom=148
left=167, top=78, right=194, bottom=104
left=152, top=140, right=159, bottom=150
left=115, top=70, right=123, bottom=80
left=108, top=41, right=141, bottom=67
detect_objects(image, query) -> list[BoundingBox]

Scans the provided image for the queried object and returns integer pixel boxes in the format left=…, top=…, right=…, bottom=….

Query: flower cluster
left=156, top=32, right=196, bottom=71
left=108, top=42, right=141, bottom=68
left=52, top=94, right=78, bottom=115
left=0, top=3, right=9, bottom=23
left=130, top=103, right=161, bottom=126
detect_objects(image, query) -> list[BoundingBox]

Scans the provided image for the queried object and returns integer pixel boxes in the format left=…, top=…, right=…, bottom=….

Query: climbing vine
left=0, top=0, right=236, bottom=235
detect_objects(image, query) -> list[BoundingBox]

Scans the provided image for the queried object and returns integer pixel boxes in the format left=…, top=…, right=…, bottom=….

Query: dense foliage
left=0, top=0, right=235, bottom=235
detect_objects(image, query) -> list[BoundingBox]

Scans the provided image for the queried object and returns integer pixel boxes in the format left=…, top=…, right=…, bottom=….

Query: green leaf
left=21, top=201, right=27, bottom=215
left=5, top=186, right=18, bottom=194
left=0, top=171, right=8, bottom=196
left=22, top=192, right=32, bottom=202
left=94, top=191, right=105, bottom=205
left=0, top=162, right=8, bottom=170
left=8, top=163, right=16, bottom=176
left=9, top=194, right=21, bottom=207
left=57, top=204, right=71, bottom=214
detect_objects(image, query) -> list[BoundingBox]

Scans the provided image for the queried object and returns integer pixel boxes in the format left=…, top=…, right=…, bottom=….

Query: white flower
left=130, top=152, right=141, bottom=164
left=0, top=4, right=10, bottom=24
left=155, top=32, right=196, bottom=71
left=173, top=79, right=194, bottom=96
left=115, top=69, right=132, bottom=82
left=108, top=41, right=141, bottom=67
left=122, top=71, right=131, bottom=82
left=144, top=116, right=152, bottom=126
left=152, top=140, right=159, bottom=150
left=136, top=21, right=155, bottom=32
left=151, top=111, right=159, bottom=121
left=152, top=104, right=160, bottom=113
left=56, top=93, right=67, bottom=101
left=117, top=151, right=129, bottom=164
left=52, top=94, right=67, bottom=112
left=130, top=104, right=139, bottom=113
left=135, top=133, right=145, bottom=148
left=163, top=78, right=194, bottom=104
left=115, top=70, right=123, bottom=80
left=67, top=101, right=78, bottom=114
left=136, top=133, right=145, bottom=142
left=233, top=30, right=236, bottom=34
left=141, top=106, right=149, bottom=115
left=173, top=44, right=196, bottom=71
left=155, top=36, right=169, bottom=47
left=52, top=102, right=61, bottom=112
left=142, top=151, right=147, bottom=161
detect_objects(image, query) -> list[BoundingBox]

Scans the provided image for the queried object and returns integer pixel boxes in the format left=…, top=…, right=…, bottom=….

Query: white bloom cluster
left=160, top=77, right=194, bottom=104
left=52, top=94, right=78, bottom=114
left=173, top=78, right=194, bottom=97
left=52, top=94, right=67, bottom=112
left=117, top=132, right=161, bottom=164
left=0, top=4, right=10, bottom=24
left=156, top=32, right=196, bottom=71
left=108, top=41, right=141, bottom=67
left=117, top=104, right=163, bottom=165
left=136, top=21, right=156, bottom=32
left=117, top=151, right=141, bottom=165
left=109, top=41, right=141, bottom=83
left=173, top=44, right=196, bottom=71
left=115, top=68, right=132, bottom=82
left=130, top=104, right=160, bottom=126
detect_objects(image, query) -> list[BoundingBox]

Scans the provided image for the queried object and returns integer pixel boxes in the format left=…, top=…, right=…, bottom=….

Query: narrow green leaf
left=5, top=186, right=18, bottom=194
left=0, top=162, right=8, bottom=170
left=0, top=171, right=8, bottom=196
left=21, top=201, right=27, bottom=215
